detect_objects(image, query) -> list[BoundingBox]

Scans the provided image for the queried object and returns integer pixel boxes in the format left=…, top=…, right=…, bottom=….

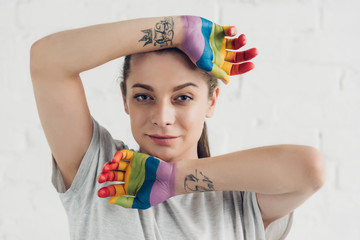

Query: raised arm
left=30, top=16, right=184, bottom=189
left=175, top=144, right=326, bottom=228
left=97, top=145, right=325, bottom=229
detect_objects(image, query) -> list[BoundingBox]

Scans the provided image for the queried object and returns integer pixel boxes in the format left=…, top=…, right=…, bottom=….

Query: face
left=122, top=51, right=219, bottom=163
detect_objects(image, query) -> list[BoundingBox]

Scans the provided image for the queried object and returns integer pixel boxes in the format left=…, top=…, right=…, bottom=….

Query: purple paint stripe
left=180, top=16, right=205, bottom=63
left=149, top=161, right=176, bottom=206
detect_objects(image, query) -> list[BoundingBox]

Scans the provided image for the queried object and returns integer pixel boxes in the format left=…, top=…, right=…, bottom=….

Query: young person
left=30, top=15, right=326, bottom=240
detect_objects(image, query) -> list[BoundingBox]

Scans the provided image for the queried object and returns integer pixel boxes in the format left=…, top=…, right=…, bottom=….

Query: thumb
left=109, top=196, right=134, bottom=208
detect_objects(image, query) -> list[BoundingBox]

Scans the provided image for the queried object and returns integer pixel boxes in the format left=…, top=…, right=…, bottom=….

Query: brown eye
left=134, top=94, right=153, bottom=102
left=175, top=95, right=193, bottom=103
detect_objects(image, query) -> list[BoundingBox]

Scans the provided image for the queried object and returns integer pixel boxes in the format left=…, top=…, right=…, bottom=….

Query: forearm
left=30, top=16, right=184, bottom=77
left=174, top=144, right=326, bottom=196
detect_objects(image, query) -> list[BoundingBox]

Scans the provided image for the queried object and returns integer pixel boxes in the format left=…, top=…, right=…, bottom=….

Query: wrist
left=173, top=159, right=190, bottom=196
left=173, top=15, right=187, bottom=49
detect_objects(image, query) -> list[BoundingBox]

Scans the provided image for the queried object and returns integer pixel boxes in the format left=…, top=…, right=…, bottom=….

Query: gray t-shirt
left=52, top=117, right=293, bottom=240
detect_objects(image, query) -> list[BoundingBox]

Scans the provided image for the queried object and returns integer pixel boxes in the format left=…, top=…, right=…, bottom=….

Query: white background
left=1, top=0, right=360, bottom=239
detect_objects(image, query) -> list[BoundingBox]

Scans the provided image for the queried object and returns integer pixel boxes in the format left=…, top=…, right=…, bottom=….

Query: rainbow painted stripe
left=181, top=16, right=230, bottom=83
left=104, top=150, right=175, bottom=209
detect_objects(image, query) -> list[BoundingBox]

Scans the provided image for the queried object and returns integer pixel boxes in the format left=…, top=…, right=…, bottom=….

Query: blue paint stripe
left=132, top=157, right=160, bottom=209
left=196, top=17, right=214, bottom=72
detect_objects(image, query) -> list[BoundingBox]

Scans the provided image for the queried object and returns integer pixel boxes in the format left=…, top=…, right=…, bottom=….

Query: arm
left=30, top=16, right=184, bottom=189
left=175, top=144, right=326, bottom=228
left=97, top=145, right=326, bottom=226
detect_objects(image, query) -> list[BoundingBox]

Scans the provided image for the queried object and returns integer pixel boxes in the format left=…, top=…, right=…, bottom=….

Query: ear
left=206, top=86, right=220, bottom=118
left=120, top=82, right=129, bottom=115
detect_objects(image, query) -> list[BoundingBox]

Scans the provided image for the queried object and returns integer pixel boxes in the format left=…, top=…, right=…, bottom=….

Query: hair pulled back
left=121, top=48, right=218, bottom=158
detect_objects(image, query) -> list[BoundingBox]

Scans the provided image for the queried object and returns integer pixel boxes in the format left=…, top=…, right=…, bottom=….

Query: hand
left=97, top=150, right=176, bottom=209
left=180, top=16, right=258, bottom=84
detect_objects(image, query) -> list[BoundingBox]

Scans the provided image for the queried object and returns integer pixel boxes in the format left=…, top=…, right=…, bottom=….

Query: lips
left=147, top=134, right=179, bottom=146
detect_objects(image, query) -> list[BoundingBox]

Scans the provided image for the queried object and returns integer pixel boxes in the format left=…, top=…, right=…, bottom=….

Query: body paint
left=180, top=16, right=229, bottom=82
left=149, top=161, right=176, bottom=206
left=180, top=16, right=205, bottom=63
left=98, top=150, right=176, bottom=210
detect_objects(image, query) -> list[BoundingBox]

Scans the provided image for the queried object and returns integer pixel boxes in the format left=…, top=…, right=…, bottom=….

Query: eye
left=175, top=95, right=193, bottom=103
left=133, top=94, right=153, bottom=102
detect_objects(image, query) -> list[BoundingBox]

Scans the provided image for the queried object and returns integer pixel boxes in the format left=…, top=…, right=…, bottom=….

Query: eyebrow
left=131, top=82, right=198, bottom=92
left=131, top=83, right=153, bottom=91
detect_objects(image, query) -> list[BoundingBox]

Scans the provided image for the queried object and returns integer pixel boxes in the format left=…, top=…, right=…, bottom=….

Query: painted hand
left=180, top=16, right=258, bottom=84
left=97, top=150, right=176, bottom=209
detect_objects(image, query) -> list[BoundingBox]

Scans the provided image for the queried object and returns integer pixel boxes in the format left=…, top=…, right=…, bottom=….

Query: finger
left=98, top=184, right=126, bottom=198
left=102, top=160, right=129, bottom=172
left=230, top=62, right=255, bottom=76
left=225, top=48, right=258, bottom=63
left=222, top=26, right=237, bottom=37
left=211, top=64, right=230, bottom=84
left=221, top=61, right=233, bottom=75
left=109, top=196, right=134, bottom=208
left=226, top=34, right=246, bottom=50
left=112, top=149, right=134, bottom=163
left=98, top=171, right=125, bottom=183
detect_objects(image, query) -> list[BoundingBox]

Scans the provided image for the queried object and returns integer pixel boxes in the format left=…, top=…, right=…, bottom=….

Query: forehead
left=127, top=51, right=207, bottom=89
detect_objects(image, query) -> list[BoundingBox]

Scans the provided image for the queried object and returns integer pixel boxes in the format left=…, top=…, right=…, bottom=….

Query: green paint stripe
left=210, top=23, right=224, bottom=66
left=115, top=196, right=134, bottom=208
left=127, top=152, right=147, bottom=195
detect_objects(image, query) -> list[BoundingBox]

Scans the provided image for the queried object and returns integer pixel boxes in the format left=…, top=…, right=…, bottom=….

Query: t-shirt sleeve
left=264, top=212, right=293, bottom=240
left=249, top=192, right=294, bottom=240
left=51, top=116, right=129, bottom=194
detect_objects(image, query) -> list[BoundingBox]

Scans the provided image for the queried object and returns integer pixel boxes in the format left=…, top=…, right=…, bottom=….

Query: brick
left=16, top=0, right=122, bottom=29
left=322, top=128, right=360, bottom=162
left=338, top=68, right=360, bottom=99
left=322, top=0, right=360, bottom=32
left=0, top=1, right=16, bottom=28
left=220, top=2, right=319, bottom=33
left=216, top=62, right=340, bottom=128
left=119, top=0, right=218, bottom=21
left=337, top=162, right=360, bottom=194
left=208, top=120, right=321, bottom=153
left=0, top=123, right=27, bottom=153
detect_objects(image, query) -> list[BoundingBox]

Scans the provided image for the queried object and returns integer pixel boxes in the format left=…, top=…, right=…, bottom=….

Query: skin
left=122, top=51, right=219, bottom=163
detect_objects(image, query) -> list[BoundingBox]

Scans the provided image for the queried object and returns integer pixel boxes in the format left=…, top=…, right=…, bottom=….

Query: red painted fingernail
left=98, top=188, right=109, bottom=198
left=98, top=173, right=107, bottom=183
left=102, top=163, right=110, bottom=172
left=228, top=27, right=235, bottom=36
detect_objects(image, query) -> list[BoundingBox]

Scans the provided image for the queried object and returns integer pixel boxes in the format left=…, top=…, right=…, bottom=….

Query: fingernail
left=98, top=188, right=109, bottom=198
left=98, top=173, right=107, bottom=183
left=228, top=27, right=235, bottom=36
left=102, top=163, right=110, bottom=172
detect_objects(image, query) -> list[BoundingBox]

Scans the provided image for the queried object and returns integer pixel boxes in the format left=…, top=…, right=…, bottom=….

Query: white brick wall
left=1, top=0, right=359, bottom=239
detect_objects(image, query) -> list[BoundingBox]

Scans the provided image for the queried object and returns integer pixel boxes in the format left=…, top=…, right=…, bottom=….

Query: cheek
left=128, top=107, right=147, bottom=136
left=177, top=103, right=208, bottom=136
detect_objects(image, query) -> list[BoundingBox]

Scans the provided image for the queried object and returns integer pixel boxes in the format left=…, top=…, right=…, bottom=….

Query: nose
left=151, top=100, right=175, bottom=127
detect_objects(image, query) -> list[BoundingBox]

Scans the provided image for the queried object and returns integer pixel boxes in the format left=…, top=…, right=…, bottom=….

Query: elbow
left=30, top=36, right=54, bottom=79
left=30, top=40, right=44, bottom=78
left=302, top=146, right=327, bottom=192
